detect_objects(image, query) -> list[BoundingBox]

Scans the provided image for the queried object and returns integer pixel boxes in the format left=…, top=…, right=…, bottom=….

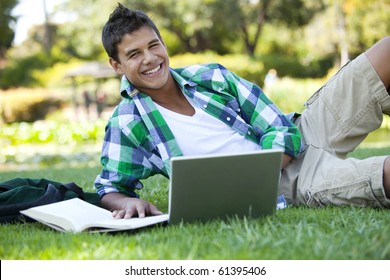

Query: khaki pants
left=280, top=53, right=390, bottom=208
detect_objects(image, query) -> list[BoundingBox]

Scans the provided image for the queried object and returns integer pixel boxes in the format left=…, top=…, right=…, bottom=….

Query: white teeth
left=144, top=65, right=160, bottom=75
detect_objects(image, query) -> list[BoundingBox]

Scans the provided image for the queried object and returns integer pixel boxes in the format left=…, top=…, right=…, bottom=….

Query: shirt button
left=203, top=104, right=207, bottom=109
left=247, top=131, right=251, bottom=135
left=226, top=117, right=231, bottom=121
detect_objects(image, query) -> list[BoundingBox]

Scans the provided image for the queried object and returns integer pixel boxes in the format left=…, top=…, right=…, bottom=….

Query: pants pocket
left=306, top=177, right=378, bottom=208
left=297, top=145, right=388, bottom=208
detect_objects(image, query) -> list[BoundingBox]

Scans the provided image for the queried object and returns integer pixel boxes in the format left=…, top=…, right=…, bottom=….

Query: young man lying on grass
left=94, top=3, right=390, bottom=218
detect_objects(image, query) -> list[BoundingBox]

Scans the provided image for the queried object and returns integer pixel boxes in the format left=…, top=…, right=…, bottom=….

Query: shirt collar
left=119, top=68, right=196, bottom=98
left=120, top=74, right=138, bottom=98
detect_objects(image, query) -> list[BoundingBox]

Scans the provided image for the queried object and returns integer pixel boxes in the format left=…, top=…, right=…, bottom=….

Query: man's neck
left=151, top=83, right=195, bottom=116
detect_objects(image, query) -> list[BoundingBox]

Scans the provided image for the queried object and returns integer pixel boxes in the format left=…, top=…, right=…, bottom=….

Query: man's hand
left=101, top=192, right=163, bottom=219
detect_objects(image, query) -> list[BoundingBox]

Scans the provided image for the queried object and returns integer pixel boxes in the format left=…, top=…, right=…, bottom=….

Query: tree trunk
left=241, top=0, right=270, bottom=56
left=43, top=0, right=52, bottom=54
left=335, top=1, right=349, bottom=67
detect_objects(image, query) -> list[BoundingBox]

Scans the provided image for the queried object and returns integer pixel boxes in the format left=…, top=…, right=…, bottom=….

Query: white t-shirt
left=154, top=97, right=261, bottom=156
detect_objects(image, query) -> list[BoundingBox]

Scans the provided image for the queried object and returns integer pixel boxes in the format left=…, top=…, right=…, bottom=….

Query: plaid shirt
left=94, top=63, right=302, bottom=197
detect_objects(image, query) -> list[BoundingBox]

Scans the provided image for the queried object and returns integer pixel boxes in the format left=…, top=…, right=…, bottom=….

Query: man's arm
left=101, top=192, right=163, bottom=218
left=95, top=105, right=166, bottom=219
left=282, top=154, right=293, bottom=169
left=227, top=69, right=302, bottom=158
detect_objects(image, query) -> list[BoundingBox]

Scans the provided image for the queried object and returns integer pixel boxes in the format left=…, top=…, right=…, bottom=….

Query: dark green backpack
left=0, top=178, right=101, bottom=224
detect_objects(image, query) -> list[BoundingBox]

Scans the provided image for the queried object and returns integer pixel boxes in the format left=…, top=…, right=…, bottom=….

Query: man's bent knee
left=365, top=37, right=390, bottom=90
left=383, top=156, right=390, bottom=199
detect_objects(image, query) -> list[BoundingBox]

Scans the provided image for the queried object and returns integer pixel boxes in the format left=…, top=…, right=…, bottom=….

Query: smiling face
left=109, top=26, right=172, bottom=97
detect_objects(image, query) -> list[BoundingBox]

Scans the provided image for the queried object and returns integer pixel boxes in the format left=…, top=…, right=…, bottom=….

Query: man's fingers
left=137, top=202, right=162, bottom=218
left=136, top=203, right=146, bottom=218
left=111, top=200, right=162, bottom=219
left=112, top=209, right=127, bottom=218
left=149, top=204, right=163, bottom=215
left=112, top=209, right=136, bottom=219
left=124, top=210, right=137, bottom=219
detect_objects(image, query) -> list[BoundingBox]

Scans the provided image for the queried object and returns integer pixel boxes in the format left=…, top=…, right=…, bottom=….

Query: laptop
left=168, top=149, right=283, bottom=224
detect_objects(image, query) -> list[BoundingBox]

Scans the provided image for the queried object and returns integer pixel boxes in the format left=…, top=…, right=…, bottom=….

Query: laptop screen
left=168, top=150, right=283, bottom=224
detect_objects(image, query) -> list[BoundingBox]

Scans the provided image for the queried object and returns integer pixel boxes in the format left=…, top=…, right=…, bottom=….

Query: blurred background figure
left=264, top=68, right=278, bottom=92
left=95, top=89, right=106, bottom=119
left=82, top=90, right=92, bottom=118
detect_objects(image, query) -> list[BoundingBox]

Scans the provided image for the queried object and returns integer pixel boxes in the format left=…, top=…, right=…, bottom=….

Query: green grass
left=1, top=145, right=390, bottom=260
left=1, top=206, right=389, bottom=260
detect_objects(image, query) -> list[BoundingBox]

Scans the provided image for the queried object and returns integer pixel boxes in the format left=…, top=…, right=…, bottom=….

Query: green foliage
left=0, top=52, right=56, bottom=88
left=125, top=0, right=243, bottom=54
left=0, top=120, right=105, bottom=168
left=264, top=77, right=323, bottom=113
left=124, top=0, right=325, bottom=56
left=267, top=0, right=325, bottom=27
left=344, top=0, right=390, bottom=56
left=170, top=52, right=333, bottom=88
left=56, top=0, right=116, bottom=60
left=0, top=120, right=105, bottom=146
left=0, top=0, right=18, bottom=58
left=0, top=90, right=66, bottom=123
left=170, top=52, right=265, bottom=84
left=303, top=0, right=390, bottom=62
left=261, top=53, right=334, bottom=78
left=2, top=0, right=388, bottom=90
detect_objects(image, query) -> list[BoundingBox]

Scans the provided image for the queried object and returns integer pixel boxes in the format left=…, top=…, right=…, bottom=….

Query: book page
left=21, top=198, right=168, bottom=232
left=21, top=198, right=113, bottom=232
left=85, top=214, right=169, bottom=232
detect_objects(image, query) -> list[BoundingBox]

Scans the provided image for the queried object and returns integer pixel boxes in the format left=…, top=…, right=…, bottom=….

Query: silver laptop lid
left=168, top=149, right=283, bottom=224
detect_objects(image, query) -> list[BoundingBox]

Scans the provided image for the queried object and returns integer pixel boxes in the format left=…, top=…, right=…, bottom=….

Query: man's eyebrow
left=124, top=39, right=161, bottom=57
left=124, top=47, right=139, bottom=58
left=149, top=38, right=160, bottom=45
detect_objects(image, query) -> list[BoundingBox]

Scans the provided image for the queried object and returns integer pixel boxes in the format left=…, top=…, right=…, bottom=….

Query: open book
left=20, top=198, right=169, bottom=233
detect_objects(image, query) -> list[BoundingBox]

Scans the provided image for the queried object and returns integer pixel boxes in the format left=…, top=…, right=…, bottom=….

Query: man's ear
left=109, top=57, right=125, bottom=75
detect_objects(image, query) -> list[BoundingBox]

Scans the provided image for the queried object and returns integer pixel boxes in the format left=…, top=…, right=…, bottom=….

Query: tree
left=304, top=0, right=390, bottom=68
left=343, top=0, right=390, bottom=56
left=123, top=0, right=324, bottom=56
left=124, top=0, right=242, bottom=55
left=55, top=0, right=116, bottom=60
left=0, top=0, right=18, bottom=60
left=239, top=0, right=325, bottom=56
left=42, top=0, right=52, bottom=53
left=46, top=0, right=325, bottom=59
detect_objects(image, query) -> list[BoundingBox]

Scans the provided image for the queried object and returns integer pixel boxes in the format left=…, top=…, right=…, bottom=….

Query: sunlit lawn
left=1, top=137, right=390, bottom=259
left=1, top=80, right=390, bottom=260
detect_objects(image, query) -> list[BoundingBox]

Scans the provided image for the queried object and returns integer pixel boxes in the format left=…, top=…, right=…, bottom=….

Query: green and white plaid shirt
left=94, top=63, right=302, bottom=197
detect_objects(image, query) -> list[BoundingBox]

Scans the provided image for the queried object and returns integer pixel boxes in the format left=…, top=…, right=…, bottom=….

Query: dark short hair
left=102, top=3, right=162, bottom=62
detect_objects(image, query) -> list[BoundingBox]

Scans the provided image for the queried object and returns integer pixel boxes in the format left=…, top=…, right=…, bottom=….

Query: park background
left=1, top=0, right=390, bottom=260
